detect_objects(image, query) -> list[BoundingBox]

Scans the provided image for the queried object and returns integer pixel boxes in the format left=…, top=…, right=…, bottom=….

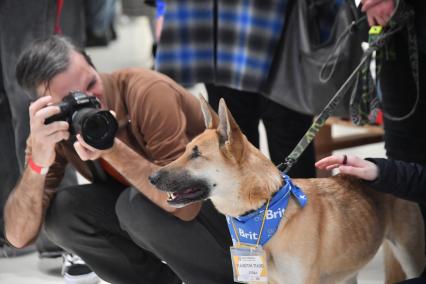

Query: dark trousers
left=0, top=90, right=20, bottom=241
left=380, top=32, right=426, bottom=164
left=206, top=84, right=316, bottom=178
left=44, top=183, right=235, bottom=284
left=116, top=188, right=235, bottom=284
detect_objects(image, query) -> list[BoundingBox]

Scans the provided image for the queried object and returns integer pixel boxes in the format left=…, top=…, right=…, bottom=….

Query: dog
left=149, top=97, right=426, bottom=284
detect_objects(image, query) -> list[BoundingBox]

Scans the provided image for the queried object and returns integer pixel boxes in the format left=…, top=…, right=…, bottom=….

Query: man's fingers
left=29, top=96, right=53, bottom=118
left=76, top=134, right=97, bottom=152
left=33, top=105, right=61, bottom=125
left=47, top=130, right=70, bottom=144
left=74, top=136, right=101, bottom=161
left=43, top=121, right=69, bottom=136
left=74, top=141, right=90, bottom=161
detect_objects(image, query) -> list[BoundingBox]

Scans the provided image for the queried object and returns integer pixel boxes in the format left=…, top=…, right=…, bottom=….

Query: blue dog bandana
left=226, top=174, right=307, bottom=246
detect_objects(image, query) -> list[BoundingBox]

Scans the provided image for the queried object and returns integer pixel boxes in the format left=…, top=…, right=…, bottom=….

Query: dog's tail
left=383, top=241, right=406, bottom=284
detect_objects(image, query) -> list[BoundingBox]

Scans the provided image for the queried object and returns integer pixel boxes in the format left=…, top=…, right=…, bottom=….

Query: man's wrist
left=28, top=157, right=49, bottom=175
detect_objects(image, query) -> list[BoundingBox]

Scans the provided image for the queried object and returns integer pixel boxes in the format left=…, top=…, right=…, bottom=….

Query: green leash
left=278, top=1, right=418, bottom=173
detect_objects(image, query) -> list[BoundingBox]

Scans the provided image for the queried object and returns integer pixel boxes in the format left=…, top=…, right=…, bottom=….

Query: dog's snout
left=149, top=171, right=161, bottom=186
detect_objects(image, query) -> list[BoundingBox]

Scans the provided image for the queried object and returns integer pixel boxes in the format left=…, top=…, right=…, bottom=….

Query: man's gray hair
left=15, top=35, right=94, bottom=92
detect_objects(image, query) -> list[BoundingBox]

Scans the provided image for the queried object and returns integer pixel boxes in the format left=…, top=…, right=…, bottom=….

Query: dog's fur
left=150, top=97, right=426, bottom=284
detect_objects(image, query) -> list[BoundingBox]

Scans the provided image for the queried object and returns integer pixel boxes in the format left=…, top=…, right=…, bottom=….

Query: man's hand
left=361, top=0, right=395, bottom=27
left=73, top=134, right=114, bottom=161
left=315, top=154, right=379, bottom=181
left=29, top=96, right=69, bottom=167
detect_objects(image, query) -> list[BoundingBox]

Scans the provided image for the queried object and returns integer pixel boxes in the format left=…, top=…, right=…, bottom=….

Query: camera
left=45, top=91, right=118, bottom=150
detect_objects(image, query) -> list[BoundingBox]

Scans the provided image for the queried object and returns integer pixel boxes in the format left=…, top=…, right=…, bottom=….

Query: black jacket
left=365, top=158, right=426, bottom=204
left=366, top=158, right=426, bottom=268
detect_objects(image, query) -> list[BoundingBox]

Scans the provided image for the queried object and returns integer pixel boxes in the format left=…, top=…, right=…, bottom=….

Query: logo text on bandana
left=227, top=174, right=307, bottom=246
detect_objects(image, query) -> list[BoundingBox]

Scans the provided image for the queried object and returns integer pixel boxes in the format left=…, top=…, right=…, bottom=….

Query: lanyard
left=231, top=199, right=271, bottom=248
left=54, top=0, right=64, bottom=34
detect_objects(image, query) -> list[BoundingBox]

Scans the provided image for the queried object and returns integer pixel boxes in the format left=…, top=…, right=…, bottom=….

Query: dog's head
left=149, top=97, right=281, bottom=216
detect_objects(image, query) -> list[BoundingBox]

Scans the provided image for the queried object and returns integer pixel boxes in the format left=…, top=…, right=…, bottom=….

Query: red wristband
left=28, top=158, right=49, bottom=175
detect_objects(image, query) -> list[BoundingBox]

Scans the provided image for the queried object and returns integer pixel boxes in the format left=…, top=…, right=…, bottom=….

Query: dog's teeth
left=167, top=192, right=173, bottom=201
left=166, top=192, right=178, bottom=201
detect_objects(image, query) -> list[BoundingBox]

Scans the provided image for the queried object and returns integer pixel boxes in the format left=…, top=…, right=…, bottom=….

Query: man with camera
left=4, top=35, right=235, bottom=284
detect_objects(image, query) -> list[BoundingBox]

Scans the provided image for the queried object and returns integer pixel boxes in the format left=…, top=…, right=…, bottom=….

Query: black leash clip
left=277, top=157, right=296, bottom=174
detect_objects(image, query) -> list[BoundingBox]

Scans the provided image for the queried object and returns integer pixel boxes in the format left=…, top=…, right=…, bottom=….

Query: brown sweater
left=26, top=68, right=206, bottom=190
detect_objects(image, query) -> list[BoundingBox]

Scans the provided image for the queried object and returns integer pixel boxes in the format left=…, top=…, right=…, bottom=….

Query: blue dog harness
left=226, top=174, right=307, bottom=246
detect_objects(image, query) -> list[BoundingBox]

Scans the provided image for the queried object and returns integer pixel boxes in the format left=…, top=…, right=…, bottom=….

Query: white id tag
left=230, top=245, right=268, bottom=283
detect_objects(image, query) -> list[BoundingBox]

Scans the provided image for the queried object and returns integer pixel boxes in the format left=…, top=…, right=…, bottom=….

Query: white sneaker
left=62, top=253, right=100, bottom=284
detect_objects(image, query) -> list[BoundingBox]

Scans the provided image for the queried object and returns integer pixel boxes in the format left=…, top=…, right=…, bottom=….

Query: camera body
left=45, top=91, right=118, bottom=149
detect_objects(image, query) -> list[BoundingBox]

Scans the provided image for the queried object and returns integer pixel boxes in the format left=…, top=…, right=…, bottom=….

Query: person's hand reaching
left=315, top=154, right=379, bottom=181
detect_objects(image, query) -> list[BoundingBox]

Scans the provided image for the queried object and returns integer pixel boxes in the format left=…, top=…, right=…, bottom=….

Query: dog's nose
left=149, top=171, right=161, bottom=186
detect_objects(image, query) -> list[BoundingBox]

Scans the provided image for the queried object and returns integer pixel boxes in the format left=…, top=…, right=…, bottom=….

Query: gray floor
left=0, top=14, right=389, bottom=284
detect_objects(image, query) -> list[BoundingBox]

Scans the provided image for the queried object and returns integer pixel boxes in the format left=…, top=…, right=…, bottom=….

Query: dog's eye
left=190, top=146, right=201, bottom=159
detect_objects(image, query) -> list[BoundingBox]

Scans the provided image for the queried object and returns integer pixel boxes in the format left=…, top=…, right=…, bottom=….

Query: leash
left=278, top=1, right=417, bottom=173
left=350, top=0, right=419, bottom=125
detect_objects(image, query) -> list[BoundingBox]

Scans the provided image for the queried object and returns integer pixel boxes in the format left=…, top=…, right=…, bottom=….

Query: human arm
left=315, top=154, right=426, bottom=203
left=361, top=0, right=396, bottom=27
left=315, top=154, right=379, bottom=180
left=74, top=136, right=200, bottom=221
left=4, top=96, right=69, bottom=247
left=72, top=81, right=202, bottom=220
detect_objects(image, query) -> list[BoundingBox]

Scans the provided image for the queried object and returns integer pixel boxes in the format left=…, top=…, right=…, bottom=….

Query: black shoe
left=62, top=253, right=100, bottom=284
left=85, top=30, right=110, bottom=48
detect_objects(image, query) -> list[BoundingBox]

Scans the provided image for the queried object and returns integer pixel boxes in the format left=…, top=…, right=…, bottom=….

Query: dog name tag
left=230, top=245, right=268, bottom=283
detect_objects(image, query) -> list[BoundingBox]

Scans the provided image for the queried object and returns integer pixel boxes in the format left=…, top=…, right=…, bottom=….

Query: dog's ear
left=217, top=98, right=245, bottom=161
left=199, top=95, right=219, bottom=129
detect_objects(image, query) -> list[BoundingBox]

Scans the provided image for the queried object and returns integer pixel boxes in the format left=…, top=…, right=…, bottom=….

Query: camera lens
left=84, top=113, right=109, bottom=139
left=72, top=108, right=118, bottom=149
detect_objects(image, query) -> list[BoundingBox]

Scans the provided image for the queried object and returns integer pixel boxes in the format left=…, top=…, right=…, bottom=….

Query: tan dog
left=150, top=97, right=425, bottom=284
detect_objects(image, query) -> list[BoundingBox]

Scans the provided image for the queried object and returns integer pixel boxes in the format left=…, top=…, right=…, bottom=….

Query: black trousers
left=44, top=183, right=235, bottom=284
left=380, top=32, right=426, bottom=164
left=206, top=84, right=316, bottom=178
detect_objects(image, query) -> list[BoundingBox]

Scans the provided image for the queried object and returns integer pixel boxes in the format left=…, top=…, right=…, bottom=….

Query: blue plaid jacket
left=155, top=0, right=288, bottom=92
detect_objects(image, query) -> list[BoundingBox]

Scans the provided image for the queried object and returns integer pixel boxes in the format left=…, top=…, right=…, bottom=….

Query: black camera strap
left=86, top=160, right=109, bottom=183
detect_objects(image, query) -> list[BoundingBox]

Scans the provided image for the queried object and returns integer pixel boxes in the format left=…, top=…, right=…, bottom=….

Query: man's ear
left=199, top=95, right=219, bottom=129
left=217, top=98, right=245, bottom=161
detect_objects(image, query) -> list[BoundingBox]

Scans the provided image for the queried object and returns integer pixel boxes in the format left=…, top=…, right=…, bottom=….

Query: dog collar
left=226, top=174, right=307, bottom=246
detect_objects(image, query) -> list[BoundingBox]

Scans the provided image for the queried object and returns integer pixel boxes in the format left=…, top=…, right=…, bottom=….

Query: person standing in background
left=0, top=0, right=57, bottom=257
left=155, top=0, right=316, bottom=178
left=0, top=2, right=100, bottom=283
left=355, top=0, right=426, bottom=282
